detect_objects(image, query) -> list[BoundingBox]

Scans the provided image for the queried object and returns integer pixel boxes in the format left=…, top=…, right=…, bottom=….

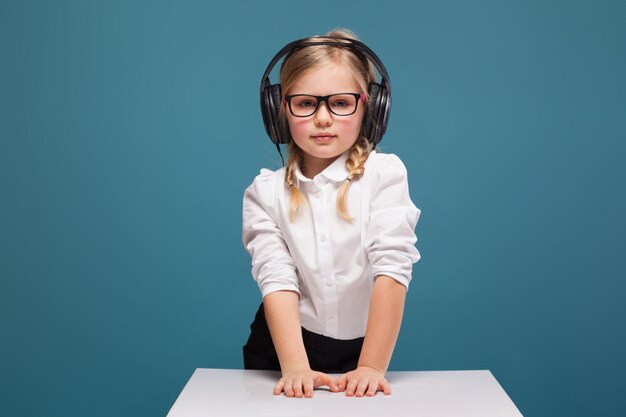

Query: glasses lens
left=328, top=94, right=357, bottom=115
left=290, top=95, right=319, bottom=117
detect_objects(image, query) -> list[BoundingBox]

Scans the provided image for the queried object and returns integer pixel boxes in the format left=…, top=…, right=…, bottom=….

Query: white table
left=167, top=368, right=523, bottom=416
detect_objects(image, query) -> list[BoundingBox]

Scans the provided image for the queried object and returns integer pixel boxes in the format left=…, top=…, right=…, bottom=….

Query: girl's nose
left=314, top=102, right=333, bottom=125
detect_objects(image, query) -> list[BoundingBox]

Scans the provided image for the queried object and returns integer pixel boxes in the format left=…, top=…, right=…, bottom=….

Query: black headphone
left=260, top=36, right=392, bottom=150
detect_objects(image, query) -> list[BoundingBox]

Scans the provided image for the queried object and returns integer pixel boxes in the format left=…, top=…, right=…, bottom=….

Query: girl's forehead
left=288, top=62, right=361, bottom=94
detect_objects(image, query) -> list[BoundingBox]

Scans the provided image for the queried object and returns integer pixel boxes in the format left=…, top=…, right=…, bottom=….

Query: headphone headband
left=260, top=37, right=391, bottom=96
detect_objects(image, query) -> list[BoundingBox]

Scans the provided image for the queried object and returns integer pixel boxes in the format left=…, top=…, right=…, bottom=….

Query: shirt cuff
left=371, top=271, right=412, bottom=291
left=260, top=283, right=301, bottom=299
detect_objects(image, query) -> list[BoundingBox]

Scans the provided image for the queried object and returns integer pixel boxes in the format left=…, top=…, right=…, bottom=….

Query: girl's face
left=285, top=62, right=365, bottom=177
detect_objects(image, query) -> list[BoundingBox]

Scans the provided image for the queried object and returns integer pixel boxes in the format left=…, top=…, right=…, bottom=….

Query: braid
left=286, top=141, right=307, bottom=222
left=337, top=137, right=374, bottom=221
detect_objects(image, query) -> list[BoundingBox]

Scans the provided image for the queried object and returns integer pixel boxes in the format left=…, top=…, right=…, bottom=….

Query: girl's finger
left=355, top=378, right=369, bottom=397
left=293, top=377, right=303, bottom=398
left=366, top=380, right=378, bottom=397
left=317, top=373, right=338, bottom=392
left=303, top=378, right=314, bottom=398
left=345, top=378, right=359, bottom=397
left=337, top=374, right=347, bottom=391
left=284, top=380, right=294, bottom=398
left=274, top=379, right=285, bottom=396
left=381, top=379, right=392, bottom=395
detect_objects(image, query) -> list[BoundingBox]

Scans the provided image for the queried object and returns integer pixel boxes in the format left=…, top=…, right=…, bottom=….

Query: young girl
left=242, top=29, right=421, bottom=398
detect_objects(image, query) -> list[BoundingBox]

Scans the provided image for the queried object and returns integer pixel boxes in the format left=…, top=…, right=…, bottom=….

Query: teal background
left=1, top=0, right=625, bottom=416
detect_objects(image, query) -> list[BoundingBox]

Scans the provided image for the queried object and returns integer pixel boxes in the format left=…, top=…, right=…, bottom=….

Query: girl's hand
left=274, top=368, right=339, bottom=398
left=337, top=365, right=391, bottom=397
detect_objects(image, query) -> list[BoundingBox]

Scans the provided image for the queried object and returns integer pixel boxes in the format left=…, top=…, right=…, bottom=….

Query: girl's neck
left=301, top=155, right=340, bottom=179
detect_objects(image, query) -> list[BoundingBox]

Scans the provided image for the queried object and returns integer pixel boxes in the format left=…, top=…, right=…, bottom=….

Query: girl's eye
left=329, top=95, right=356, bottom=108
left=294, top=99, right=317, bottom=107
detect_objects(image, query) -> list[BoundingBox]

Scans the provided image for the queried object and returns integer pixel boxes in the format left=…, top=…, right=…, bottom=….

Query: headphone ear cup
left=364, top=82, right=391, bottom=146
left=375, top=83, right=391, bottom=145
left=261, top=82, right=277, bottom=144
left=261, top=83, right=287, bottom=144
left=270, top=85, right=290, bottom=144
left=363, top=82, right=380, bottom=144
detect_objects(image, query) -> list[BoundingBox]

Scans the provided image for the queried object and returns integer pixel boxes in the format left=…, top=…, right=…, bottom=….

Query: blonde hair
left=280, top=28, right=377, bottom=222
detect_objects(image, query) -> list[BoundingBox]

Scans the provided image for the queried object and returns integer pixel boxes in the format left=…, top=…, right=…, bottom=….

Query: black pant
left=243, top=303, right=364, bottom=374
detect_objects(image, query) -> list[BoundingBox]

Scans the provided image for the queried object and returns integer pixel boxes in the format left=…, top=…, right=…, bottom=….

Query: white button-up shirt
left=242, top=150, right=421, bottom=340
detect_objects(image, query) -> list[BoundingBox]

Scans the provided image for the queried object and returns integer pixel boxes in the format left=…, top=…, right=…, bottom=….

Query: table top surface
left=167, top=368, right=523, bottom=417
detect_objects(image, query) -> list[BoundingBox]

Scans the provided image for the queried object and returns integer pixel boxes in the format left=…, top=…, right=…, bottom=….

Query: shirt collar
left=294, top=151, right=350, bottom=186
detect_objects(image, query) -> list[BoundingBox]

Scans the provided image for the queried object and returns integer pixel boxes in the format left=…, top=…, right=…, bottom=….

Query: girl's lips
left=311, top=135, right=335, bottom=143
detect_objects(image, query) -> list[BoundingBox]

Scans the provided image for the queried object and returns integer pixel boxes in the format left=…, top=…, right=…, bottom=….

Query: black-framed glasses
left=284, top=93, right=365, bottom=117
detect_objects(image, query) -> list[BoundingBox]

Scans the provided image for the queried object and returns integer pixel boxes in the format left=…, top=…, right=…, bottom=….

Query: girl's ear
left=360, top=93, right=367, bottom=103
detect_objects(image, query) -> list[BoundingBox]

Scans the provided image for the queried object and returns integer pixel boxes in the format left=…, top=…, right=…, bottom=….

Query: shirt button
left=326, top=280, right=332, bottom=286
left=320, top=233, right=326, bottom=242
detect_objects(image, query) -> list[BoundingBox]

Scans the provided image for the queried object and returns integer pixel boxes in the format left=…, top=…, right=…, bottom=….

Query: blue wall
left=2, top=1, right=625, bottom=416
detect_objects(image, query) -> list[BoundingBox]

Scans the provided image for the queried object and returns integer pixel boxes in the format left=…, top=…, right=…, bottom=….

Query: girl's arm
left=263, top=290, right=309, bottom=371
left=342, top=154, right=419, bottom=397
left=263, top=290, right=339, bottom=397
left=338, top=275, right=406, bottom=396
left=359, top=275, right=406, bottom=373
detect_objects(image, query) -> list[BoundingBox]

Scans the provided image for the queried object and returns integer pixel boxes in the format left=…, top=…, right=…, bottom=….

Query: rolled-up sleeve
left=242, top=170, right=300, bottom=298
left=364, top=155, right=421, bottom=290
